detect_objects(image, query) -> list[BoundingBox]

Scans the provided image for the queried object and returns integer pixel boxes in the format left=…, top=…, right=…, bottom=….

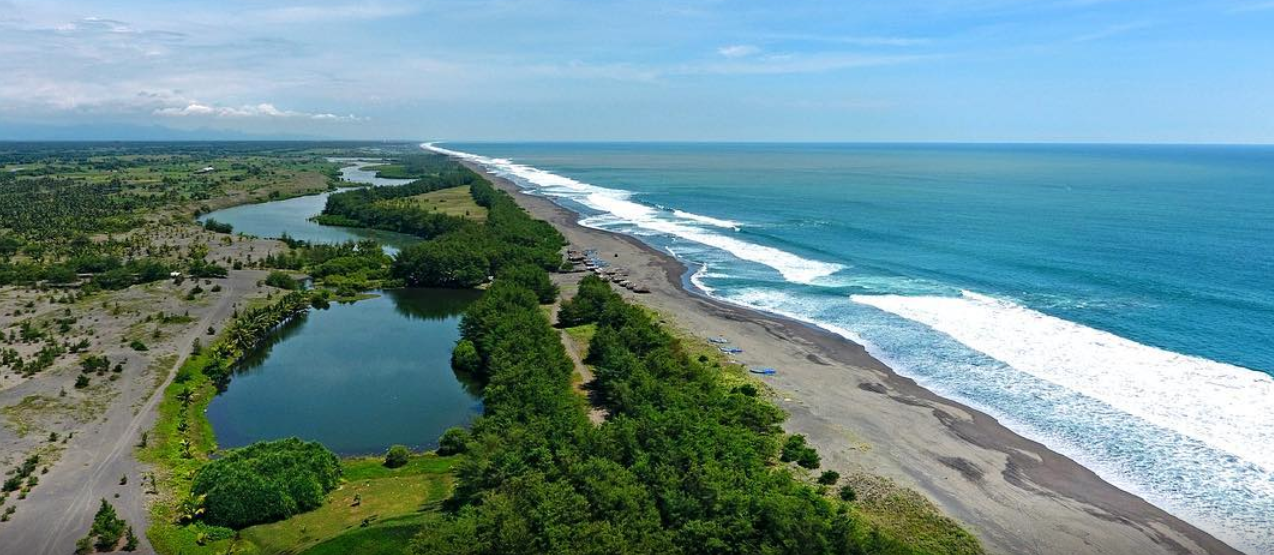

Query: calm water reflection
left=206, top=289, right=483, bottom=455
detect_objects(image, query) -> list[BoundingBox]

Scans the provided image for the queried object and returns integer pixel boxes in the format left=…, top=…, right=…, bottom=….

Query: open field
left=386, top=185, right=487, bottom=221
left=240, top=455, right=456, bottom=555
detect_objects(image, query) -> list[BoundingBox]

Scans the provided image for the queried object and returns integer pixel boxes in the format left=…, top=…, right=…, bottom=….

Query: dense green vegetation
left=556, top=273, right=615, bottom=327
left=319, top=158, right=563, bottom=289
left=390, top=178, right=564, bottom=287
left=317, top=158, right=478, bottom=237
left=191, top=438, right=342, bottom=529
left=411, top=267, right=980, bottom=554
left=259, top=238, right=392, bottom=296
left=364, top=154, right=459, bottom=180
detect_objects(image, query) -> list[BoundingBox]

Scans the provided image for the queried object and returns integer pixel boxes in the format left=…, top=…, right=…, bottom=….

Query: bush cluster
left=190, top=438, right=341, bottom=529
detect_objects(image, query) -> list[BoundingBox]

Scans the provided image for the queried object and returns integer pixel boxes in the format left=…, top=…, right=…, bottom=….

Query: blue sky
left=1, top=0, right=1272, bottom=142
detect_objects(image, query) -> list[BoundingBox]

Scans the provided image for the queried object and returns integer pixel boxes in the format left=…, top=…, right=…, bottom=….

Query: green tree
left=436, top=427, right=470, bottom=456
left=384, top=445, right=411, bottom=468
left=265, top=271, right=299, bottom=290
left=191, top=438, right=341, bottom=528
left=450, top=339, right=480, bottom=376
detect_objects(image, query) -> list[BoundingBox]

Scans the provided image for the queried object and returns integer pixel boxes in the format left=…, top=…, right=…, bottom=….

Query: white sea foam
left=424, top=143, right=842, bottom=284
left=852, top=290, right=1274, bottom=475
left=671, top=209, right=741, bottom=230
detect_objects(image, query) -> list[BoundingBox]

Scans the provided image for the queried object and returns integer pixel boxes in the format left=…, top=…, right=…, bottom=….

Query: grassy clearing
left=298, top=513, right=430, bottom=555
left=237, top=454, right=456, bottom=555
left=846, top=472, right=983, bottom=555
left=563, top=323, right=596, bottom=347
left=394, top=186, right=487, bottom=221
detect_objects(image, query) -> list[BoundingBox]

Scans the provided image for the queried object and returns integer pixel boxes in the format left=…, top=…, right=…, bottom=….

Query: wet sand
left=463, top=160, right=1243, bottom=555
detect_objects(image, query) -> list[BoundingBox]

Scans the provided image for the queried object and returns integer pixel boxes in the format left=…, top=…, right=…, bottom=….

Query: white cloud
left=688, top=52, right=936, bottom=76
left=717, top=44, right=760, bottom=58
left=249, top=1, right=423, bottom=24
left=154, top=102, right=361, bottom=121
left=767, top=34, right=932, bottom=47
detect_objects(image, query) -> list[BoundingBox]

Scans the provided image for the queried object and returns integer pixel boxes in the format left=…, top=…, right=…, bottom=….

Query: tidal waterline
left=205, top=289, right=483, bottom=455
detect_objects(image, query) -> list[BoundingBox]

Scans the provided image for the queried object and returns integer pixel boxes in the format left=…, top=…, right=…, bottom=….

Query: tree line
left=317, top=164, right=478, bottom=238
left=414, top=270, right=982, bottom=554
left=317, top=160, right=564, bottom=289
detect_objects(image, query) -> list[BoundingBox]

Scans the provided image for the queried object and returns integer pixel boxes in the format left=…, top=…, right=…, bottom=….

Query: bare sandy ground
left=468, top=161, right=1242, bottom=555
left=0, top=230, right=283, bottom=554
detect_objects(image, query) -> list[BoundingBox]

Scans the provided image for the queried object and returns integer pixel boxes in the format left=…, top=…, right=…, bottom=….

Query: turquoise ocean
left=432, top=142, right=1274, bottom=553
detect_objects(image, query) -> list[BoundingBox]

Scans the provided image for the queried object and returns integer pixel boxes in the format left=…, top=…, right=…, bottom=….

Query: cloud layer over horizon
left=1, top=0, right=1271, bottom=142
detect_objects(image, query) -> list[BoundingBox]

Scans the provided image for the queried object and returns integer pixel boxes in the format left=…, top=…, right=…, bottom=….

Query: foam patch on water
left=425, top=143, right=841, bottom=284
left=671, top=209, right=740, bottom=230
left=852, top=290, right=1274, bottom=474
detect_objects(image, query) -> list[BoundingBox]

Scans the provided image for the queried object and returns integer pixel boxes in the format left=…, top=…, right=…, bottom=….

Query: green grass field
left=237, top=454, right=457, bottom=555
left=392, top=185, right=487, bottom=221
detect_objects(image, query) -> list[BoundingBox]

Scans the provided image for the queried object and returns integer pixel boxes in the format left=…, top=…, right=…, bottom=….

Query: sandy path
left=465, top=161, right=1242, bottom=555
left=3, top=270, right=263, bottom=555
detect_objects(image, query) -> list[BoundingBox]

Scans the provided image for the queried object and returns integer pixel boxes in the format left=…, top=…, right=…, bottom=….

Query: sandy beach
left=463, top=160, right=1243, bottom=555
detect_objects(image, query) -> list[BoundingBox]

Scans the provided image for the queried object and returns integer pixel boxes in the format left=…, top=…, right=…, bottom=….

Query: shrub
left=129, top=340, right=148, bottom=352
left=450, top=339, right=480, bottom=375
left=780, top=434, right=809, bottom=463
left=436, top=427, right=469, bottom=456
left=818, top=470, right=840, bottom=485
left=190, top=438, right=341, bottom=528
left=384, top=445, right=411, bottom=468
left=265, top=271, right=299, bottom=290
left=797, top=446, right=821, bottom=469
left=202, top=219, right=233, bottom=234
left=78, top=499, right=126, bottom=552
left=839, top=485, right=857, bottom=502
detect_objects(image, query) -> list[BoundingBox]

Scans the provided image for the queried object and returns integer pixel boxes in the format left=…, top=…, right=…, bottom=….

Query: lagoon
left=205, top=288, right=483, bottom=455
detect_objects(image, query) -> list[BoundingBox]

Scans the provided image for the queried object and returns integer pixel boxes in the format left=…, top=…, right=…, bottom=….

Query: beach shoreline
left=458, top=158, right=1243, bottom=555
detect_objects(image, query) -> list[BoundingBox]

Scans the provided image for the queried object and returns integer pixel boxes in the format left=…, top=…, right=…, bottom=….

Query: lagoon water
left=434, top=142, right=1274, bottom=553
left=205, top=289, right=483, bottom=455
left=201, top=159, right=482, bottom=455
left=197, top=161, right=420, bottom=253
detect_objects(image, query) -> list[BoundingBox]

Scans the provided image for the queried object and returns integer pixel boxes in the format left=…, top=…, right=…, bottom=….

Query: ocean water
left=430, top=142, right=1274, bottom=553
